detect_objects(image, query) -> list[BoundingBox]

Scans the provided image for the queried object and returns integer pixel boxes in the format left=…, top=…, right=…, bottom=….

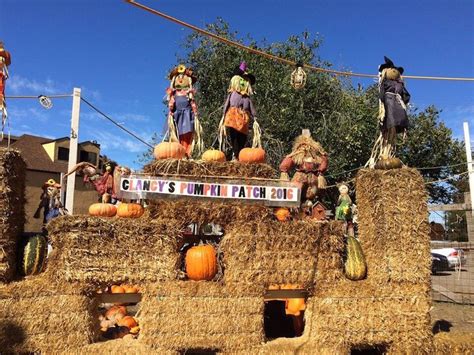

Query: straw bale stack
left=139, top=281, right=264, bottom=352
left=143, top=159, right=277, bottom=179
left=0, top=148, right=26, bottom=282
left=0, top=278, right=97, bottom=354
left=46, top=216, right=182, bottom=285
left=433, top=332, right=474, bottom=354
left=222, top=221, right=344, bottom=290
left=60, top=339, right=177, bottom=355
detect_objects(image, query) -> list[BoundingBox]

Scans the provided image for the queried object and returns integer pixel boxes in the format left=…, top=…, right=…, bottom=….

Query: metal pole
left=65, top=88, right=81, bottom=213
left=463, top=122, right=474, bottom=216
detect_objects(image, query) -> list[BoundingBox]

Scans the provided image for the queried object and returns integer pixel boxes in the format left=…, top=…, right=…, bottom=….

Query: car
left=431, top=252, right=449, bottom=274
left=430, top=247, right=467, bottom=269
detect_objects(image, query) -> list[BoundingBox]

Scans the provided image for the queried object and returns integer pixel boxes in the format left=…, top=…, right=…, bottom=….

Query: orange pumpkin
left=154, top=142, right=186, bottom=160
left=111, top=285, right=126, bottom=293
left=123, top=285, right=139, bottom=294
left=185, top=245, right=218, bottom=281
left=118, top=316, right=138, bottom=328
left=274, top=208, right=291, bottom=222
left=285, top=298, right=306, bottom=316
left=89, top=203, right=117, bottom=217
left=117, top=203, right=144, bottom=218
left=105, top=305, right=127, bottom=320
left=238, top=147, right=265, bottom=163
left=202, top=149, right=226, bottom=162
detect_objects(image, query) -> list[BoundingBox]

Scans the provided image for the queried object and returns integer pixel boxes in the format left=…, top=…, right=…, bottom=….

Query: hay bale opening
left=263, top=300, right=305, bottom=340
left=178, top=348, right=219, bottom=355
left=350, top=344, right=389, bottom=355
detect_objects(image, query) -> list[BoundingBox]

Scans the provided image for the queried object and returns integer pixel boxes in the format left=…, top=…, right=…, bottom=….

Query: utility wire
left=80, top=97, right=154, bottom=149
left=125, top=0, right=474, bottom=82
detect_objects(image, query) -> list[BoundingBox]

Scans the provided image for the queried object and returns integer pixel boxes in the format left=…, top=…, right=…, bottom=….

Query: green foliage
left=141, top=19, right=465, bottom=204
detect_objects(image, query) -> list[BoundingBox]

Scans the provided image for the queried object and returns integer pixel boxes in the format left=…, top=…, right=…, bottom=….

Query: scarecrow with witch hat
left=219, top=62, right=257, bottom=160
left=166, top=64, right=203, bottom=157
left=368, top=56, right=411, bottom=169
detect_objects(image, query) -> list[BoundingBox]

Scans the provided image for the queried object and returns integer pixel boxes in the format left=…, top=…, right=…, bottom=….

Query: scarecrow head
left=43, top=179, right=61, bottom=197
left=228, top=61, right=255, bottom=95
left=378, top=56, right=404, bottom=80
left=289, top=134, right=327, bottom=165
left=169, top=64, right=197, bottom=90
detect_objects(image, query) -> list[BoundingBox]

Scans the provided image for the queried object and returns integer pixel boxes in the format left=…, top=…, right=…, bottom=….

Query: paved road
left=432, top=251, right=473, bottom=304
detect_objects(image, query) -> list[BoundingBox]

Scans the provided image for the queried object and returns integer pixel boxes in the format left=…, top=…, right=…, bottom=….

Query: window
left=57, top=147, right=69, bottom=161
left=80, top=150, right=97, bottom=164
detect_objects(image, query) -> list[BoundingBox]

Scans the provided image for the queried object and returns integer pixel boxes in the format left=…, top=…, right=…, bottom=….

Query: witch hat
left=378, top=56, right=404, bottom=75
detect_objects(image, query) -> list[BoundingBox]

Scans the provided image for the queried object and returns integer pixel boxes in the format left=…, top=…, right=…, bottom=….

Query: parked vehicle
left=431, top=253, right=449, bottom=274
left=430, top=247, right=467, bottom=269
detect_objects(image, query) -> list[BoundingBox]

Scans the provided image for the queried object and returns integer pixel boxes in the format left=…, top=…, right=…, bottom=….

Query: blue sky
left=1, top=0, right=473, bottom=171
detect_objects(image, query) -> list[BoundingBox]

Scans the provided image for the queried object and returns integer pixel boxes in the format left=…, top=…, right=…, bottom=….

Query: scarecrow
left=166, top=64, right=203, bottom=157
left=335, top=184, right=354, bottom=236
left=0, top=41, right=11, bottom=140
left=368, top=56, right=411, bottom=168
left=33, top=179, right=67, bottom=224
left=279, top=131, right=328, bottom=208
left=219, top=62, right=257, bottom=160
left=63, top=161, right=115, bottom=201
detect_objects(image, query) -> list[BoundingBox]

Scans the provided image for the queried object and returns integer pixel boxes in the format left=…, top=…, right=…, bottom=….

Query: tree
left=141, top=19, right=465, bottom=205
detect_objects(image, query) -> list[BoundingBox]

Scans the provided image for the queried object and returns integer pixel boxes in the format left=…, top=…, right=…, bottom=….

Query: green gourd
left=22, top=234, right=48, bottom=276
left=344, top=235, right=367, bottom=281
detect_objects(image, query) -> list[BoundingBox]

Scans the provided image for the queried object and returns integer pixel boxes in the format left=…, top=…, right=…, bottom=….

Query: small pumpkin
left=154, top=142, right=186, bottom=160
left=274, top=207, right=291, bottom=222
left=118, top=316, right=138, bottom=329
left=344, top=235, right=367, bottom=281
left=375, top=157, right=403, bottom=170
left=202, top=149, right=226, bottom=162
left=285, top=298, right=306, bottom=316
left=117, top=203, right=144, bottom=218
left=89, top=203, right=117, bottom=217
left=111, top=285, right=126, bottom=293
left=238, top=147, right=266, bottom=163
left=130, top=326, right=140, bottom=335
left=185, top=244, right=218, bottom=281
left=123, top=285, right=139, bottom=294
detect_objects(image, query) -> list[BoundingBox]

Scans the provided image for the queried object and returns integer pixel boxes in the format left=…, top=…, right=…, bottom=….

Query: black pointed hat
left=378, top=56, right=404, bottom=75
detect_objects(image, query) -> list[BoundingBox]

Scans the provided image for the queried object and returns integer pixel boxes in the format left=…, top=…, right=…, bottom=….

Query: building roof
left=0, top=134, right=100, bottom=174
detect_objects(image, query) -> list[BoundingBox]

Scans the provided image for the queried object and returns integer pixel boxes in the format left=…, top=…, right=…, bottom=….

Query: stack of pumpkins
left=89, top=201, right=145, bottom=218
left=99, top=284, right=140, bottom=340
left=154, top=142, right=266, bottom=164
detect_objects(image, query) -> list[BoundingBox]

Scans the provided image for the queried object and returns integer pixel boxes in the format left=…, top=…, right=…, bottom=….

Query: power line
left=80, top=97, right=154, bottom=149
left=125, top=0, right=474, bottom=82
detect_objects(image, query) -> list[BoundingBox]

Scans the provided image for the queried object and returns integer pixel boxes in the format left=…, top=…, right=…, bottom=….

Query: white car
left=430, top=247, right=467, bottom=269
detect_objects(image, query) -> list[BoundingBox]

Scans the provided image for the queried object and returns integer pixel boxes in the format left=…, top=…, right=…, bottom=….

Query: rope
left=80, top=97, right=154, bottom=149
left=125, top=0, right=474, bottom=82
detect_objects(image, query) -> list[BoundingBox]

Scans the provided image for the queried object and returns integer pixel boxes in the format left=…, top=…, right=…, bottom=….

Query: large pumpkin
left=154, top=142, right=186, bottom=160
left=89, top=203, right=117, bottom=217
left=202, top=149, right=226, bottom=162
left=274, top=207, right=291, bottom=222
left=344, top=235, right=367, bottom=281
left=185, top=244, right=218, bottom=281
left=117, top=203, right=144, bottom=218
left=22, top=234, right=48, bottom=276
left=238, top=147, right=265, bottom=163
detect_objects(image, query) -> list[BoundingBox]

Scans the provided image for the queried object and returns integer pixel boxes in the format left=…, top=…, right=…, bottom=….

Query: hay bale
left=0, top=148, right=26, bottom=282
left=433, top=332, right=474, bottom=354
left=60, top=339, right=176, bottom=355
left=46, top=216, right=182, bottom=285
left=143, top=159, right=277, bottom=179
left=139, top=282, right=264, bottom=352
left=222, top=221, right=344, bottom=290
left=0, top=279, right=97, bottom=353
left=356, top=168, right=431, bottom=283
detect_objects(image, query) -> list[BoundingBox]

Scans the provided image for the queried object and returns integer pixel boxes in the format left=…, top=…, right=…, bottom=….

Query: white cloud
left=8, top=75, right=62, bottom=95
left=8, top=107, right=50, bottom=123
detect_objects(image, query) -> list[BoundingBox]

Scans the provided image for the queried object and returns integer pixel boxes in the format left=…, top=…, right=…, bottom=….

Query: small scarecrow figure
left=279, top=130, right=328, bottom=207
left=34, top=179, right=67, bottom=224
left=219, top=62, right=257, bottom=160
left=368, top=56, right=411, bottom=169
left=335, top=184, right=354, bottom=236
left=0, top=41, right=11, bottom=140
left=166, top=64, right=203, bottom=157
left=63, top=161, right=115, bottom=202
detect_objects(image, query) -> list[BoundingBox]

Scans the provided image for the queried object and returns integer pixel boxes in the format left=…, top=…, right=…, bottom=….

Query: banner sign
left=118, top=175, right=301, bottom=207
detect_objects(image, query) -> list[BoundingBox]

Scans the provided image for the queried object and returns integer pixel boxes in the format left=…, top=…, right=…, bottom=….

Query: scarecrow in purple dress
left=166, top=64, right=203, bottom=157
left=219, top=62, right=257, bottom=160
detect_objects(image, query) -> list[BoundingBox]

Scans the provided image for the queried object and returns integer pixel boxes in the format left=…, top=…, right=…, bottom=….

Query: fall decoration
left=117, top=203, right=145, bottom=218
left=185, top=244, right=218, bottom=281
left=375, top=156, right=403, bottom=170
left=290, top=63, right=307, bottom=89
left=344, top=235, right=367, bottom=281
left=105, top=305, right=127, bottom=321
left=274, top=207, right=291, bottom=222
left=202, top=149, right=226, bottom=162
left=118, top=316, right=138, bottom=329
left=154, top=142, right=186, bottom=160
left=22, top=234, right=48, bottom=276
left=88, top=203, right=117, bottom=217
left=124, top=285, right=140, bottom=293
left=238, top=147, right=265, bottom=163
left=111, top=285, right=126, bottom=293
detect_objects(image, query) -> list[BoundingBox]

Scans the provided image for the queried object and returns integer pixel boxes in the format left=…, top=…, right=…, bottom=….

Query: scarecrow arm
left=319, top=155, right=328, bottom=173
left=222, top=94, right=231, bottom=114
left=401, top=86, right=411, bottom=104
left=63, top=162, right=97, bottom=179
left=279, top=156, right=295, bottom=173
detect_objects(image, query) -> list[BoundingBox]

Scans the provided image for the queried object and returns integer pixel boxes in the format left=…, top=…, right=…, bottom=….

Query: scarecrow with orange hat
left=166, top=64, right=203, bottom=157
left=0, top=41, right=11, bottom=140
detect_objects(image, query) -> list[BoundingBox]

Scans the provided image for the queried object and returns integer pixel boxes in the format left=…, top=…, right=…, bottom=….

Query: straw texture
left=433, top=332, right=474, bottom=354
left=0, top=148, right=26, bottom=282
left=46, top=216, right=182, bottom=285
